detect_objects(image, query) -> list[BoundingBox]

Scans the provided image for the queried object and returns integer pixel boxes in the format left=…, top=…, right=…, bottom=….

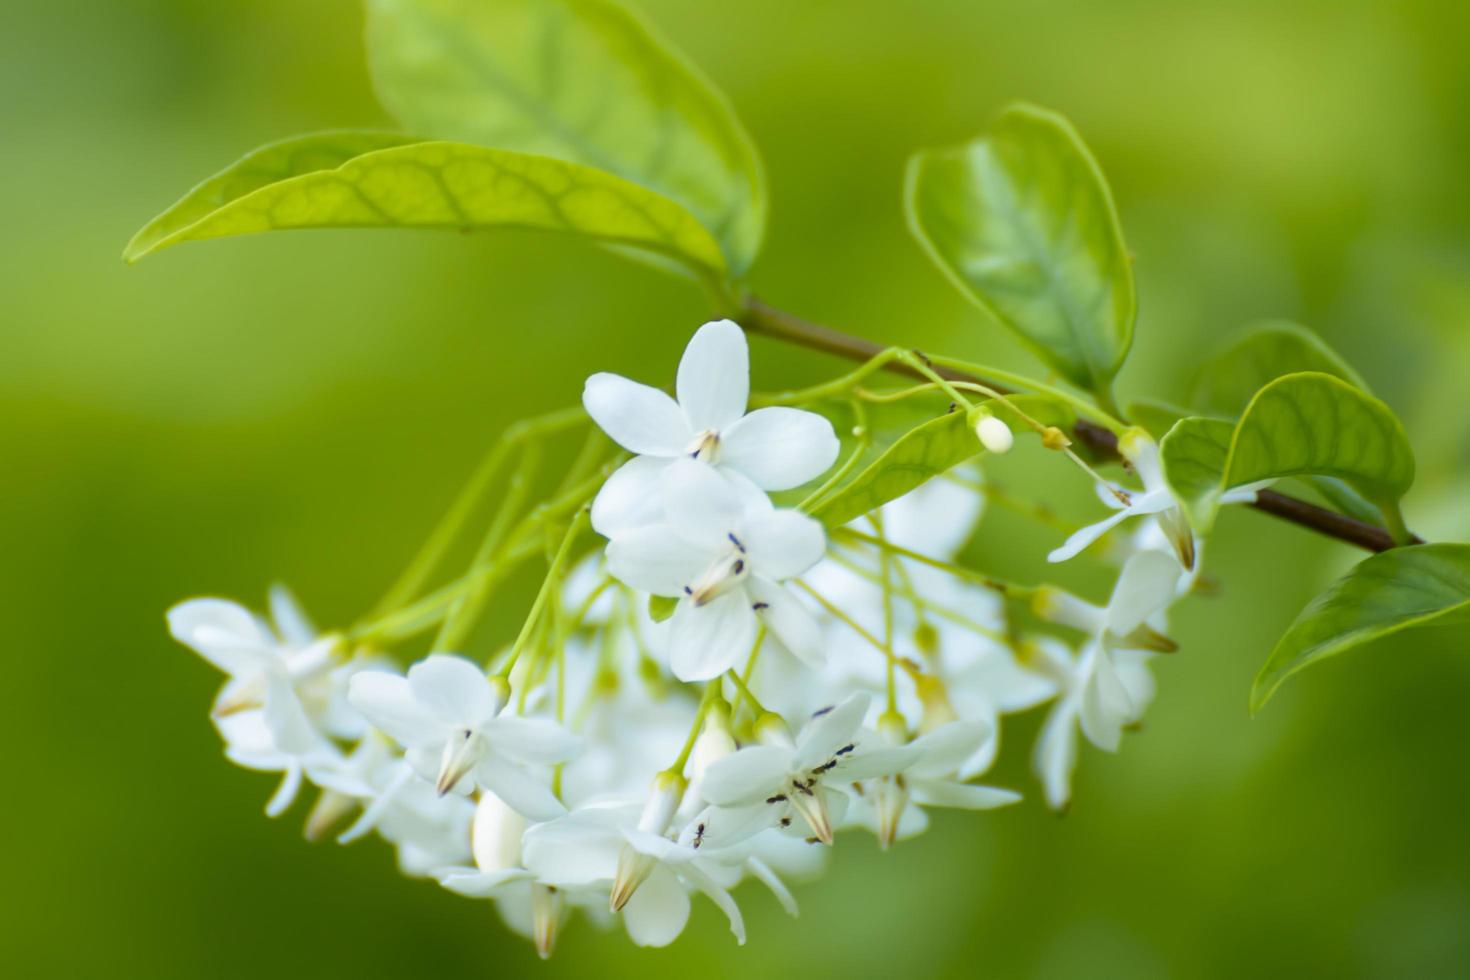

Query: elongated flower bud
left=975, top=414, right=1014, bottom=454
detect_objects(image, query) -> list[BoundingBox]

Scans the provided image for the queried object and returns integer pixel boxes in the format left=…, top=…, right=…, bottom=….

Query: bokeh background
left=5, top=1, right=1470, bottom=976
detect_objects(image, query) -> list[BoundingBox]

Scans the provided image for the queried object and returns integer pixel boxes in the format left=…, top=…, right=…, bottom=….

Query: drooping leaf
left=1226, top=372, right=1414, bottom=509
left=123, top=138, right=728, bottom=276
left=365, top=0, right=765, bottom=275
left=813, top=411, right=982, bottom=528
left=1193, top=320, right=1368, bottom=417
left=1252, top=544, right=1470, bottom=712
left=1159, top=416, right=1235, bottom=530
left=125, top=131, right=421, bottom=262
left=647, top=594, right=677, bottom=623
left=905, top=103, right=1136, bottom=396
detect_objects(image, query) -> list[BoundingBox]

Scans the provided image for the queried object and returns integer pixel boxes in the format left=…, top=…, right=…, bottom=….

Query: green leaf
left=1193, top=320, right=1368, bottom=417
left=1159, top=416, right=1235, bottom=531
left=123, top=138, right=728, bottom=276
left=1298, top=475, right=1385, bottom=527
left=905, top=103, right=1136, bottom=396
left=365, top=0, right=765, bottom=276
left=813, top=411, right=982, bottom=528
left=647, top=594, right=677, bottom=623
left=1127, top=398, right=1194, bottom=440
left=1227, top=372, right=1414, bottom=508
left=1251, top=544, right=1470, bottom=712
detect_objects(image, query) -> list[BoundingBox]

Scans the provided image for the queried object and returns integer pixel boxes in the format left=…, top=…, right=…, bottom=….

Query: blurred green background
left=5, top=0, right=1470, bottom=976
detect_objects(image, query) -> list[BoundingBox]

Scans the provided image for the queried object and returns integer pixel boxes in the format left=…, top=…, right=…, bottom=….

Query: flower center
left=685, top=429, right=721, bottom=462
left=686, top=534, right=748, bottom=606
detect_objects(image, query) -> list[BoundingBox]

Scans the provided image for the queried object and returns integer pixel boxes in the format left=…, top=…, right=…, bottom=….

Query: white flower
left=522, top=798, right=747, bottom=948
left=697, top=694, right=919, bottom=845
left=1028, top=550, right=1183, bottom=809
left=437, top=794, right=599, bottom=959
left=846, top=719, right=1020, bottom=849
left=347, top=654, right=581, bottom=821
left=606, top=460, right=827, bottom=681
left=1048, top=429, right=1266, bottom=568
left=584, top=319, right=840, bottom=535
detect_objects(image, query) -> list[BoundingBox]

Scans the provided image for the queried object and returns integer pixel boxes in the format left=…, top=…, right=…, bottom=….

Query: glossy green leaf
left=813, top=411, right=982, bottom=528
left=905, top=103, right=1136, bottom=396
left=1226, top=372, right=1414, bottom=507
left=1193, top=320, right=1367, bottom=417
left=365, top=0, right=765, bottom=275
left=123, top=138, right=728, bottom=275
left=125, top=131, right=420, bottom=262
left=1252, top=544, right=1470, bottom=712
left=1299, top=475, right=1385, bottom=527
left=1159, top=416, right=1234, bottom=530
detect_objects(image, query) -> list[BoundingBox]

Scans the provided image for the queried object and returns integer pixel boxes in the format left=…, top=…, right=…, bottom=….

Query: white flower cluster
left=168, top=321, right=1261, bottom=958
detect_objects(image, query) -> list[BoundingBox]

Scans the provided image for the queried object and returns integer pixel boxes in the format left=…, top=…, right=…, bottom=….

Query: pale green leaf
left=1193, top=320, right=1367, bottom=417
left=647, top=594, right=677, bottom=623
left=813, top=411, right=982, bottom=528
left=1226, top=372, right=1414, bottom=508
left=905, top=103, right=1136, bottom=396
left=1127, top=399, right=1194, bottom=440
left=1252, top=544, right=1470, bottom=712
left=1159, top=416, right=1234, bottom=531
left=125, top=131, right=420, bottom=262
left=365, top=0, right=765, bottom=275
left=123, top=139, right=727, bottom=275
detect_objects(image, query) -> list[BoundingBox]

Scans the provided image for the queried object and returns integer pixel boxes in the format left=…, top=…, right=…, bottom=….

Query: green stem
left=669, top=680, right=723, bottom=776
left=724, top=667, right=768, bottom=718
left=797, top=399, right=870, bottom=512
left=494, top=508, right=591, bottom=678
left=833, top=527, right=1025, bottom=596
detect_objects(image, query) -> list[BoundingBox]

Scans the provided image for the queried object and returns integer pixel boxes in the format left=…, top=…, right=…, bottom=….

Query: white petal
left=1047, top=507, right=1136, bottom=563
left=623, top=863, right=692, bottom=947
left=263, top=672, right=320, bottom=755
left=522, top=812, right=623, bottom=886
left=438, top=868, right=531, bottom=898
left=677, top=861, right=746, bottom=945
left=347, top=671, right=446, bottom=747
left=745, top=857, right=798, bottom=917
left=794, top=693, right=869, bottom=770
left=475, top=756, right=567, bottom=823
left=605, top=525, right=712, bottom=597
left=407, top=654, right=500, bottom=727
left=663, top=459, right=758, bottom=545
left=748, top=578, right=825, bottom=670
left=167, top=598, right=272, bottom=675
left=699, top=746, right=793, bottom=806
left=668, top=590, right=757, bottom=681
left=739, top=510, right=827, bottom=581
left=583, top=372, right=690, bottom=456
left=590, top=456, right=673, bottom=536
left=908, top=720, right=993, bottom=779
left=1106, top=550, right=1183, bottom=636
left=837, top=744, right=921, bottom=780
left=878, top=467, right=984, bottom=558
left=484, top=716, right=582, bottom=765
left=720, top=407, right=839, bottom=490
left=1079, top=645, right=1132, bottom=752
left=265, top=763, right=303, bottom=818
left=268, top=584, right=315, bottom=646
left=910, top=779, right=1021, bottom=810
left=1034, top=697, right=1080, bottom=811
left=676, top=319, right=749, bottom=433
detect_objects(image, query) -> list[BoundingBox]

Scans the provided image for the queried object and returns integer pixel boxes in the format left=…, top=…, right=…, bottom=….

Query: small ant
left=765, top=793, right=788, bottom=805
left=835, top=743, right=855, bottom=756
left=692, top=822, right=707, bottom=849
left=778, top=817, right=792, bottom=828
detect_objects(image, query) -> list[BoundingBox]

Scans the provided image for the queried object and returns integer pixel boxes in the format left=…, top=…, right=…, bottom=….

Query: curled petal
left=622, top=863, right=692, bottom=947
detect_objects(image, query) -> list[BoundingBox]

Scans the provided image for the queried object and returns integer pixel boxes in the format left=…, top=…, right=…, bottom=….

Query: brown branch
left=740, top=296, right=1411, bottom=554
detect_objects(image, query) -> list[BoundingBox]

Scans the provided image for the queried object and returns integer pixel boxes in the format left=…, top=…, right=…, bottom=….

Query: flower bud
left=471, top=792, right=527, bottom=872
left=687, top=703, right=736, bottom=804
left=753, top=711, right=795, bottom=750
left=975, top=413, right=1014, bottom=454
left=638, top=771, right=688, bottom=835
left=1041, top=426, right=1071, bottom=451
left=912, top=621, right=940, bottom=657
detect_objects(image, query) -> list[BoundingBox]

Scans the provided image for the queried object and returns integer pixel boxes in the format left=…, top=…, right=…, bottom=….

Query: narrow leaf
left=905, top=103, right=1136, bottom=395
left=366, top=0, right=765, bottom=275
left=1226, top=372, right=1414, bottom=508
left=124, top=139, right=727, bottom=276
left=813, top=412, right=982, bottom=528
left=1252, top=544, right=1470, bottom=712
left=1159, top=416, right=1234, bottom=531
left=1193, top=320, right=1367, bottom=417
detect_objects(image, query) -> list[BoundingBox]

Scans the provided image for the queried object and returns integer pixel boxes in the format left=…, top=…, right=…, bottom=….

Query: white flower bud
left=975, top=414, right=1014, bottom=454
